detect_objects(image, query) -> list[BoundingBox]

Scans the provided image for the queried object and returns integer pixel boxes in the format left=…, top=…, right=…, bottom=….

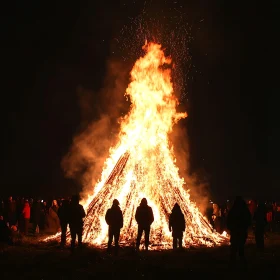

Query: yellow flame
left=45, top=42, right=227, bottom=248
left=221, top=231, right=228, bottom=237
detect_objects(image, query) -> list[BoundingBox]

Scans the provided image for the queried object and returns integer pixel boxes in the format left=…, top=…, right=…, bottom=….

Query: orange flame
left=44, top=42, right=227, bottom=248
left=79, top=42, right=226, bottom=248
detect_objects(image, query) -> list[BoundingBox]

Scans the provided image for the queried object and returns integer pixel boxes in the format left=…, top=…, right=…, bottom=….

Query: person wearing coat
left=169, top=203, right=186, bottom=249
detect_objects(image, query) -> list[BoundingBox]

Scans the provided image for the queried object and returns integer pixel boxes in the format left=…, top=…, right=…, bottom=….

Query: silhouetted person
left=253, top=201, right=267, bottom=253
left=169, top=203, right=185, bottom=249
left=105, top=199, right=123, bottom=255
left=32, top=199, right=42, bottom=234
left=46, top=200, right=60, bottom=234
left=135, top=198, right=154, bottom=251
left=0, top=215, right=11, bottom=244
left=266, top=202, right=273, bottom=232
left=248, top=200, right=257, bottom=218
left=69, top=195, right=86, bottom=252
left=40, top=201, right=47, bottom=230
left=6, top=196, right=17, bottom=226
left=22, top=200, right=31, bottom=235
left=58, top=199, right=70, bottom=247
left=18, top=198, right=25, bottom=232
left=227, top=196, right=251, bottom=265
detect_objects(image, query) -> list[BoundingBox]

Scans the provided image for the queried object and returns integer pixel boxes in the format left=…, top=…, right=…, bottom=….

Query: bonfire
left=81, top=42, right=227, bottom=248
left=45, top=42, right=227, bottom=249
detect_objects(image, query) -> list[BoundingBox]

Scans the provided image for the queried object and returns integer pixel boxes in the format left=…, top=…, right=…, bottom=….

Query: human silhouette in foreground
left=0, top=215, right=12, bottom=248
left=169, top=203, right=186, bottom=249
left=58, top=199, right=70, bottom=248
left=68, top=195, right=86, bottom=252
left=105, top=199, right=123, bottom=255
left=227, top=196, right=251, bottom=266
left=135, top=198, right=154, bottom=251
left=253, top=201, right=267, bottom=253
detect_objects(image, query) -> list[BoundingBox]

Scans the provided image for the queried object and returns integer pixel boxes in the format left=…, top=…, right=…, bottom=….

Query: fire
left=78, top=42, right=226, bottom=249
left=221, top=231, right=228, bottom=237
left=45, top=42, right=226, bottom=248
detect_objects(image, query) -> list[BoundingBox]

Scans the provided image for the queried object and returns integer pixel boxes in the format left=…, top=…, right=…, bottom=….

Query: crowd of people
left=205, top=199, right=280, bottom=235
left=205, top=198, right=280, bottom=265
left=0, top=195, right=85, bottom=252
left=0, top=194, right=280, bottom=259
left=104, top=198, right=187, bottom=254
left=0, top=195, right=185, bottom=254
left=0, top=196, right=65, bottom=236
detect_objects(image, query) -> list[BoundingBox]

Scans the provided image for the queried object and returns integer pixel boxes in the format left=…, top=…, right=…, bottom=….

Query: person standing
left=227, top=196, right=251, bottom=266
left=105, top=199, right=123, bottom=255
left=169, top=203, right=185, bottom=249
left=6, top=196, right=17, bottom=227
left=22, top=200, right=31, bottom=235
left=135, top=198, right=154, bottom=251
left=46, top=200, right=61, bottom=234
left=58, top=199, right=70, bottom=247
left=69, top=195, right=86, bottom=252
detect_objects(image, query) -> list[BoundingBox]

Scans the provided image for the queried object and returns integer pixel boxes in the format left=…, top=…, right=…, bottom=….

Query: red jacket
left=22, top=203, right=31, bottom=219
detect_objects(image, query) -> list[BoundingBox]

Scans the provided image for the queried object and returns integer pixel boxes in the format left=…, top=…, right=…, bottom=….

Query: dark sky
left=1, top=1, right=270, bottom=200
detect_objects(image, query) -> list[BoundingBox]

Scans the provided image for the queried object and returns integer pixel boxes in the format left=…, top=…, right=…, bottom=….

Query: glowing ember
left=45, top=42, right=226, bottom=248
left=221, top=231, right=228, bottom=238
left=79, top=42, right=225, bottom=249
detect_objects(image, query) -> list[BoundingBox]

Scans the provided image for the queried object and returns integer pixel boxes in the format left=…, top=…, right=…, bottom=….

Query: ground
left=1, top=231, right=279, bottom=279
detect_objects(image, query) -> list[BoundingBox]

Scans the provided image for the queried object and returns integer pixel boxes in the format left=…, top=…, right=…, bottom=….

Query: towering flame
left=73, top=42, right=224, bottom=248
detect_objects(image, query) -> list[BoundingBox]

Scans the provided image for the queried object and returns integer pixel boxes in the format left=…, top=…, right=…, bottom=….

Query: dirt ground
left=1, top=231, right=279, bottom=279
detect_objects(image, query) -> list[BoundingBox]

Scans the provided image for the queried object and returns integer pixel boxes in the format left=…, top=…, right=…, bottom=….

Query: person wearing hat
left=105, top=199, right=123, bottom=255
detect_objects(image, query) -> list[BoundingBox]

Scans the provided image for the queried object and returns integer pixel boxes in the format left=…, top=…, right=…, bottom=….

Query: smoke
left=170, top=114, right=210, bottom=216
left=62, top=44, right=209, bottom=214
left=61, top=115, right=115, bottom=197
left=61, top=59, right=131, bottom=199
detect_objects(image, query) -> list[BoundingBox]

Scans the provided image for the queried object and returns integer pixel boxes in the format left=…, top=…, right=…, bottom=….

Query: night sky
left=2, top=1, right=270, bottom=200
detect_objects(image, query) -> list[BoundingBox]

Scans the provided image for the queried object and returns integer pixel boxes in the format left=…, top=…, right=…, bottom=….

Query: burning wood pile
left=46, top=42, right=227, bottom=249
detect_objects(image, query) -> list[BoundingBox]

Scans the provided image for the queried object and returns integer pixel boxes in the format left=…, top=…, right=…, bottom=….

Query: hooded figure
left=135, top=198, right=154, bottom=251
left=227, top=196, right=251, bottom=263
left=105, top=199, right=123, bottom=254
left=69, top=195, right=86, bottom=252
left=169, top=203, right=186, bottom=249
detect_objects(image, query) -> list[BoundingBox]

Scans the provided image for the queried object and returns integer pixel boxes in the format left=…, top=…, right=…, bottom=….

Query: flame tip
left=56, top=41, right=225, bottom=248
